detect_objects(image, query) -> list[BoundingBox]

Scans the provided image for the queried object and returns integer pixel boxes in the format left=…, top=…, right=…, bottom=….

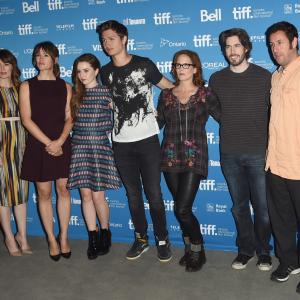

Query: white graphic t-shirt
left=101, top=55, right=163, bottom=142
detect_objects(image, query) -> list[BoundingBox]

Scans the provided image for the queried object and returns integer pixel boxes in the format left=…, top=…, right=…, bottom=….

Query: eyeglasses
left=173, top=63, right=195, bottom=69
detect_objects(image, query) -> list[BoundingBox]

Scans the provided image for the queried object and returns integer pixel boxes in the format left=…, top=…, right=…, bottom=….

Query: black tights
left=164, top=171, right=203, bottom=244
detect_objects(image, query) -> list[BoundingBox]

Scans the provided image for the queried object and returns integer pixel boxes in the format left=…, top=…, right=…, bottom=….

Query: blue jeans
left=221, top=153, right=271, bottom=256
left=113, top=135, right=168, bottom=240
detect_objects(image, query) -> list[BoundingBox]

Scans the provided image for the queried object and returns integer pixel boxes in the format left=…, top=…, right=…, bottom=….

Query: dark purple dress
left=21, top=77, right=71, bottom=182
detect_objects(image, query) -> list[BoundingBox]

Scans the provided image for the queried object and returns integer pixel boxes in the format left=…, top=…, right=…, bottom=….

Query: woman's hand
left=108, top=101, right=114, bottom=110
left=45, top=140, right=63, bottom=156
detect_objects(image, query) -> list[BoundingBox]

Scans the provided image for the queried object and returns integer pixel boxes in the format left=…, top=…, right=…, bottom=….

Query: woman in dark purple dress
left=20, top=41, right=73, bottom=261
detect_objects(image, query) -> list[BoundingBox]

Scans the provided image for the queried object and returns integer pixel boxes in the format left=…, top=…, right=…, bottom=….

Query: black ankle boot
left=87, top=230, right=99, bottom=260
left=185, top=244, right=206, bottom=272
left=179, top=236, right=190, bottom=266
left=98, top=228, right=111, bottom=256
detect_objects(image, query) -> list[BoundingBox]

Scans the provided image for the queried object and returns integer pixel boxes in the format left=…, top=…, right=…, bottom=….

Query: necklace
left=178, top=102, right=188, bottom=143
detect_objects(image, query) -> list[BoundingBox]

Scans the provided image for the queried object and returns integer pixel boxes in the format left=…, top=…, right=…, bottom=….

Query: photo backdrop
left=1, top=0, right=299, bottom=250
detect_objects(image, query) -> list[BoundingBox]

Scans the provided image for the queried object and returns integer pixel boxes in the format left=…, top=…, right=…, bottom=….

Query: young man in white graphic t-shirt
left=96, top=20, right=173, bottom=262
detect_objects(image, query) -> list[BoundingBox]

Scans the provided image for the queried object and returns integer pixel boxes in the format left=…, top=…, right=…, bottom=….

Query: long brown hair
left=0, top=49, right=21, bottom=88
left=71, top=53, right=101, bottom=119
left=171, top=49, right=205, bottom=87
left=32, top=41, right=60, bottom=77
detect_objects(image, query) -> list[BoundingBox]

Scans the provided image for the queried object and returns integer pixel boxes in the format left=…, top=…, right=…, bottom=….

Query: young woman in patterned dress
left=20, top=41, right=73, bottom=261
left=0, top=49, right=32, bottom=256
left=68, top=53, right=121, bottom=259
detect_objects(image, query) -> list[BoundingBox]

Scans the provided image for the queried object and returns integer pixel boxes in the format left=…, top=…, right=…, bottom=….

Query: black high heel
left=61, top=251, right=72, bottom=259
left=48, top=239, right=61, bottom=262
left=49, top=252, right=61, bottom=261
left=57, top=235, right=72, bottom=259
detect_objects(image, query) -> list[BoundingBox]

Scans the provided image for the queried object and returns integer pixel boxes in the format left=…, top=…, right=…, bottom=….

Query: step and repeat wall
left=1, top=0, right=299, bottom=250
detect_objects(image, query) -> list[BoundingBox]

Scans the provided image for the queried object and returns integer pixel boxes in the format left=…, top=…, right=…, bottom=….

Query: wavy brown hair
left=0, top=49, right=21, bottom=88
left=219, top=28, right=252, bottom=59
left=32, top=41, right=60, bottom=77
left=171, top=49, right=205, bottom=87
left=71, top=53, right=101, bottom=119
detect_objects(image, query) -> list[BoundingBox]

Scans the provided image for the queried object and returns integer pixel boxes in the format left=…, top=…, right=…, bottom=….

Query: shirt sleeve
left=156, top=90, right=166, bottom=129
left=100, top=65, right=109, bottom=86
left=146, top=58, right=163, bottom=85
left=206, top=87, right=221, bottom=123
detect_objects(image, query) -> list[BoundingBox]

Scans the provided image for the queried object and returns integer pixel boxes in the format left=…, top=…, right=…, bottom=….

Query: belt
left=0, top=117, right=20, bottom=121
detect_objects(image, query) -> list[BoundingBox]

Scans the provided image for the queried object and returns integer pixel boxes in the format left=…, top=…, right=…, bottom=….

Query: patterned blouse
left=157, top=87, right=220, bottom=177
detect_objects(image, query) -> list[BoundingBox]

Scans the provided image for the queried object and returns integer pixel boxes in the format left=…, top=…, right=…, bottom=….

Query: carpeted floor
left=0, top=236, right=299, bottom=300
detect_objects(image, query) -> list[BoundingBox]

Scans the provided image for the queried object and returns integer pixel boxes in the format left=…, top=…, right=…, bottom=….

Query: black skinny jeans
left=113, top=135, right=168, bottom=240
left=164, top=171, right=203, bottom=244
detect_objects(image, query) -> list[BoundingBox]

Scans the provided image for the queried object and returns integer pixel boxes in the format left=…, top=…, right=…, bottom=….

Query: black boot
left=87, top=230, right=99, bottom=260
left=179, top=236, right=191, bottom=266
left=98, top=228, right=111, bottom=256
left=186, top=244, right=206, bottom=272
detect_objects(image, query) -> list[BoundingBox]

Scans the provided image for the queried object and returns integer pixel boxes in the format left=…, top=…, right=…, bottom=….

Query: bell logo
left=193, top=35, right=212, bottom=47
left=153, top=12, right=172, bottom=25
left=232, top=6, right=253, bottom=20
left=22, top=1, right=39, bottom=13
left=60, top=66, right=72, bottom=78
left=200, top=9, right=221, bottom=22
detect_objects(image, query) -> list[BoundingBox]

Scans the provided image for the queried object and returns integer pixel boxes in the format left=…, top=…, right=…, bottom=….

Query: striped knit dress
left=0, top=86, right=28, bottom=207
left=68, top=84, right=121, bottom=191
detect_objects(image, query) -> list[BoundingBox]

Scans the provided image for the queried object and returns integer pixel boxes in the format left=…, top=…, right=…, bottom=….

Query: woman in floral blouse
left=157, top=49, right=220, bottom=272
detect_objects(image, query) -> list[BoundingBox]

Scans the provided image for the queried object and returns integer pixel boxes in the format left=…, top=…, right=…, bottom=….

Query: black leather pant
left=164, top=171, right=203, bottom=244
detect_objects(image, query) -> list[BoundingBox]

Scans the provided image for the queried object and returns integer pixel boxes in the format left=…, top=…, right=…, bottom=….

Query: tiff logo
left=128, top=219, right=135, bottom=230
left=56, top=43, right=67, bottom=55
left=153, top=12, right=172, bottom=25
left=69, top=216, right=79, bottom=226
left=117, top=0, right=134, bottom=3
left=128, top=219, right=153, bottom=231
left=200, top=224, right=217, bottom=236
left=200, top=9, right=221, bottom=22
left=199, top=180, right=216, bottom=191
left=22, top=68, right=36, bottom=79
left=48, top=0, right=63, bottom=10
left=156, top=61, right=172, bottom=74
left=18, top=24, right=33, bottom=35
left=82, top=18, right=98, bottom=30
left=127, top=39, right=135, bottom=51
left=193, top=35, right=212, bottom=47
left=232, top=6, right=253, bottom=20
left=22, top=1, right=39, bottom=13
left=206, top=132, right=218, bottom=144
